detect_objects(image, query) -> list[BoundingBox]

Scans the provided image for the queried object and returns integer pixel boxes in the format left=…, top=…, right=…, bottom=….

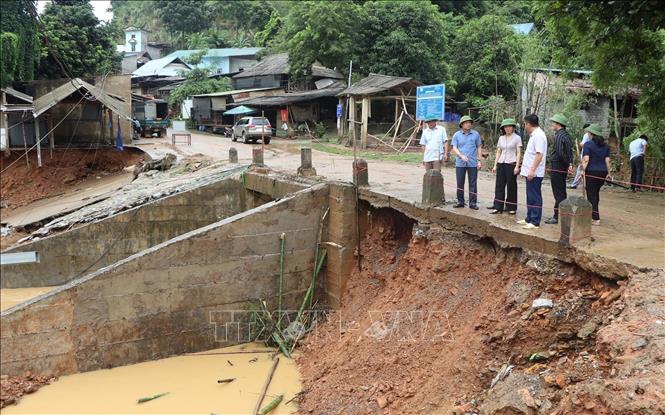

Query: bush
left=315, top=122, right=326, bottom=140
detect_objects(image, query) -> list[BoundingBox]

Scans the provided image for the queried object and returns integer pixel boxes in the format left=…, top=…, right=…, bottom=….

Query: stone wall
left=1, top=178, right=268, bottom=288
left=0, top=185, right=329, bottom=377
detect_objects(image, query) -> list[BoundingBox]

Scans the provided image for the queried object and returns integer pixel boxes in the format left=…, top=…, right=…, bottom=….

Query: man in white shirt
left=629, top=134, right=648, bottom=192
left=517, top=114, right=547, bottom=229
left=419, top=115, right=448, bottom=203
left=419, top=114, right=448, bottom=171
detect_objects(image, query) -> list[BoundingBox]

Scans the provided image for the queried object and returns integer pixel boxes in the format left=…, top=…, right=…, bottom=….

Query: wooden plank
left=360, top=96, right=369, bottom=149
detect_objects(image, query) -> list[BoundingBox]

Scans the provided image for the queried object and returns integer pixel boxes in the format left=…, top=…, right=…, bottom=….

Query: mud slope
left=297, top=208, right=664, bottom=414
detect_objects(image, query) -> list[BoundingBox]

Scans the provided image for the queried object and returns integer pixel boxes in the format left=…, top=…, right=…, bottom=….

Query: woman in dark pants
left=490, top=118, right=522, bottom=214
left=581, top=124, right=611, bottom=225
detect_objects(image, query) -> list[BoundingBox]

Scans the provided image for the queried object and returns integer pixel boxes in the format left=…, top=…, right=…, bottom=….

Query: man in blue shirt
left=451, top=115, right=482, bottom=209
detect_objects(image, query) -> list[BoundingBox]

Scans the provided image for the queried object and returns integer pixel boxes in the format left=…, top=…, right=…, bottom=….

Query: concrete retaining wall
left=1, top=178, right=268, bottom=288
left=0, top=185, right=329, bottom=377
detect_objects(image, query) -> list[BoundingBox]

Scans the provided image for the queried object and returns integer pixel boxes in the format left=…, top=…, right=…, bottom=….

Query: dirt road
left=136, top=130, right=665, bottom=270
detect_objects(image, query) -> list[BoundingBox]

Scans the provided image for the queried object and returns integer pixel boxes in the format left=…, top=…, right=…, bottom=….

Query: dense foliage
left=535, top=0, right=665, bottom=160
left=0, top=0, right=39, bottom=86
left=38, top=0, right=119, bottom=79
left=168, top=68, right=230, bottom=108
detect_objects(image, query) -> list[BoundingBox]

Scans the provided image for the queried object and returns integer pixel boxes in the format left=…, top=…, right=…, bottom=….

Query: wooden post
left=48, top=115, right=54, bottom=158
left=361, top=96, right=369, bottom=149
left=34, top=115, right=42, bottom=167
left=348, top=95, right=356, bottom=143
left=337, top=97, right=344, bottom=139
left=1, top=91, right=8, bottom=157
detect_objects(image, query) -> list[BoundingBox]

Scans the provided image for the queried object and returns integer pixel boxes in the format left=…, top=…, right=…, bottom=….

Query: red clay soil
left=0, top=372, right=55, bottom=408
left=0, top=148, right=143, bottom=210
left=296, top=209, right=662, bottom=414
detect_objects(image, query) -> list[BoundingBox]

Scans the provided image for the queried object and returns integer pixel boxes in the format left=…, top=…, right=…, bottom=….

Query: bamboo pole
left=21, top=113, right=29, bottom=168
left=391, top=111, right=404, bottom=146
left=278, top=233, right=285, bottom=315
left=252, top=358, right=280, bottom=415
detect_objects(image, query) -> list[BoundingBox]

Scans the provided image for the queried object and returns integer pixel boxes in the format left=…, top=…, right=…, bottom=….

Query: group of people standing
left=418, top=111, right=643, bottom=228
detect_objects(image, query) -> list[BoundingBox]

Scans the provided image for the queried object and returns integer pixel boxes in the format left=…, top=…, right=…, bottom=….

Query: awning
left=223, top=105, right=257, bottom=115
left=32, top=78, right=132, bottom=121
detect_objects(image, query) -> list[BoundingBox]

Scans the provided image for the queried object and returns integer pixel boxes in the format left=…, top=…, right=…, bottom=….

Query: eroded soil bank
left=297, top=208, right=664, bottom=414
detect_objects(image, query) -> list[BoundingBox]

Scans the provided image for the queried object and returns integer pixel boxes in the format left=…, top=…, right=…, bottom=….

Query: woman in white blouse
left=490, top=118, right=522, bottom=214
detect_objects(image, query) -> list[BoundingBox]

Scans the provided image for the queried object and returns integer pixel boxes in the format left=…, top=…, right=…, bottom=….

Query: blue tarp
left=223, top=105, right=257, bottom=115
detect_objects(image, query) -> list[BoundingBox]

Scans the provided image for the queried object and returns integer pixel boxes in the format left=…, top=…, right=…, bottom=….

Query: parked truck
left=132, top=99, right=170, bottom=138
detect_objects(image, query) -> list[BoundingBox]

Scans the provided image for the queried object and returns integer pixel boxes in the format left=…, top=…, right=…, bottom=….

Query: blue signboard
left=336, top=104, right=343, bottom=118
left=416, top=84, right=445, bottom=121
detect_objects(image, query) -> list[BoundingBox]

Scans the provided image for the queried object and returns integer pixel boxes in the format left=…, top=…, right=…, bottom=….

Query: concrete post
left=559, top=196, right=592, bottom=246
left=251, top=147, right=264, bottom=167
left=297, top=147, right=316, bottom=176
left=352, top=158, right=368, bottom=187
left=229, top=147, right=238, bottom=163
left=422, top=170, right=445, bottom=206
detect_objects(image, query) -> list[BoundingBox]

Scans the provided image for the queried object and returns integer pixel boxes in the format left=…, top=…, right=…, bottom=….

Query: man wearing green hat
left=544, top=114, right=574, bottom=225
left=451, top=115, right=482, bottom=209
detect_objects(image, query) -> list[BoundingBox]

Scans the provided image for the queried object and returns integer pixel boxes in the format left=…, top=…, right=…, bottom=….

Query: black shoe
left=567, top=185, right=577, bottom=189
left=486, top=205, right=496, bottom=210
left=469, top=205, right=479, bottom=210
left=544, top=217, right=558, bottom=225
left=453, top=202, right=465, bottom=208
left=489, top=209, right=502, bottom=214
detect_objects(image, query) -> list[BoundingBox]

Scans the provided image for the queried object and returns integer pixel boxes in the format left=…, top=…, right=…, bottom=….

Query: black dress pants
left=493, top=163, right=517, bottom=212
left=630, top=155, right=644, bottom=190
left=550, top=163, right=569, bottom=219
left=585, top=170, right=607, bottom=220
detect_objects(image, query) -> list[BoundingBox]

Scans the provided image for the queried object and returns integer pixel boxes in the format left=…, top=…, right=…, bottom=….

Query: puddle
left=3, top=343, right=301, bottom=414
left=0, top=287, right=58, bottom=311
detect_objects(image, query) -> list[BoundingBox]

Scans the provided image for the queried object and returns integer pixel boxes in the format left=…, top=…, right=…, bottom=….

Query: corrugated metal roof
left=233, top=84, right=345, bottom=107
left=339, top=73, right=421, bottom=96
left=167, top=48, right=263, bottom=60
left=32, top=78, right=132, bottom=120
left=132, top=56, right=191, bottom=77
left=191, top=87, right=279, bottom=98
left=232, top=53, right=343, bottom=80
left=1, top=87, right=33, bottom=103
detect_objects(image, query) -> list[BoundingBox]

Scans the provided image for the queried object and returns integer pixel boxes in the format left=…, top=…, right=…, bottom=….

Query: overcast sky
left=37, top=0, right=113, bottom=22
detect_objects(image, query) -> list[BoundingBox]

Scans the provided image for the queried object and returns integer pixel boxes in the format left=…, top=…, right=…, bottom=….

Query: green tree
left=431, top=0, right=488, bottom=18
left=37, top=0, right=119, bottom=79
left=155, top=0, right=209, bottom=48
left=169, top=68, right=230, bottom=108
left=0, top=0, right=39, bottom=86
left=358, top=1, right=457, bottom=85
left=254, top=10, right=282, bottom=47
left=279, top=1, right=361, bottom=77
left=451, top=14, right=523, bottom=101
left=535, top=0, right=665, bottom=161
left=206, top=0, right=273, bottom=34
left=110, top=0, right=171, bottom=44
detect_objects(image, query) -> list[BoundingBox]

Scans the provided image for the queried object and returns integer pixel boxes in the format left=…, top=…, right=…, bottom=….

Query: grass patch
left=308, top=142, right=422, bottom=164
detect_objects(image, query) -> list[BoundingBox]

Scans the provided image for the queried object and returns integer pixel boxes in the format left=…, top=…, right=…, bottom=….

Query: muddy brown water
left=3, top=344, right=301, bottom=414
left=0, top=287, right=58, bottom=311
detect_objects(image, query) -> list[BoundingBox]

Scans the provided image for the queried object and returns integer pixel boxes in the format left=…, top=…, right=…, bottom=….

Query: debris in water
left=227, top=360, right=234, bottom=366
left=137, top=392, right=169, bottom=404
left=217, top=378, right=235, bottom=384
left=249, top=357, right=258, bottom=363
left=258, top=394, right=284, bottom=415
